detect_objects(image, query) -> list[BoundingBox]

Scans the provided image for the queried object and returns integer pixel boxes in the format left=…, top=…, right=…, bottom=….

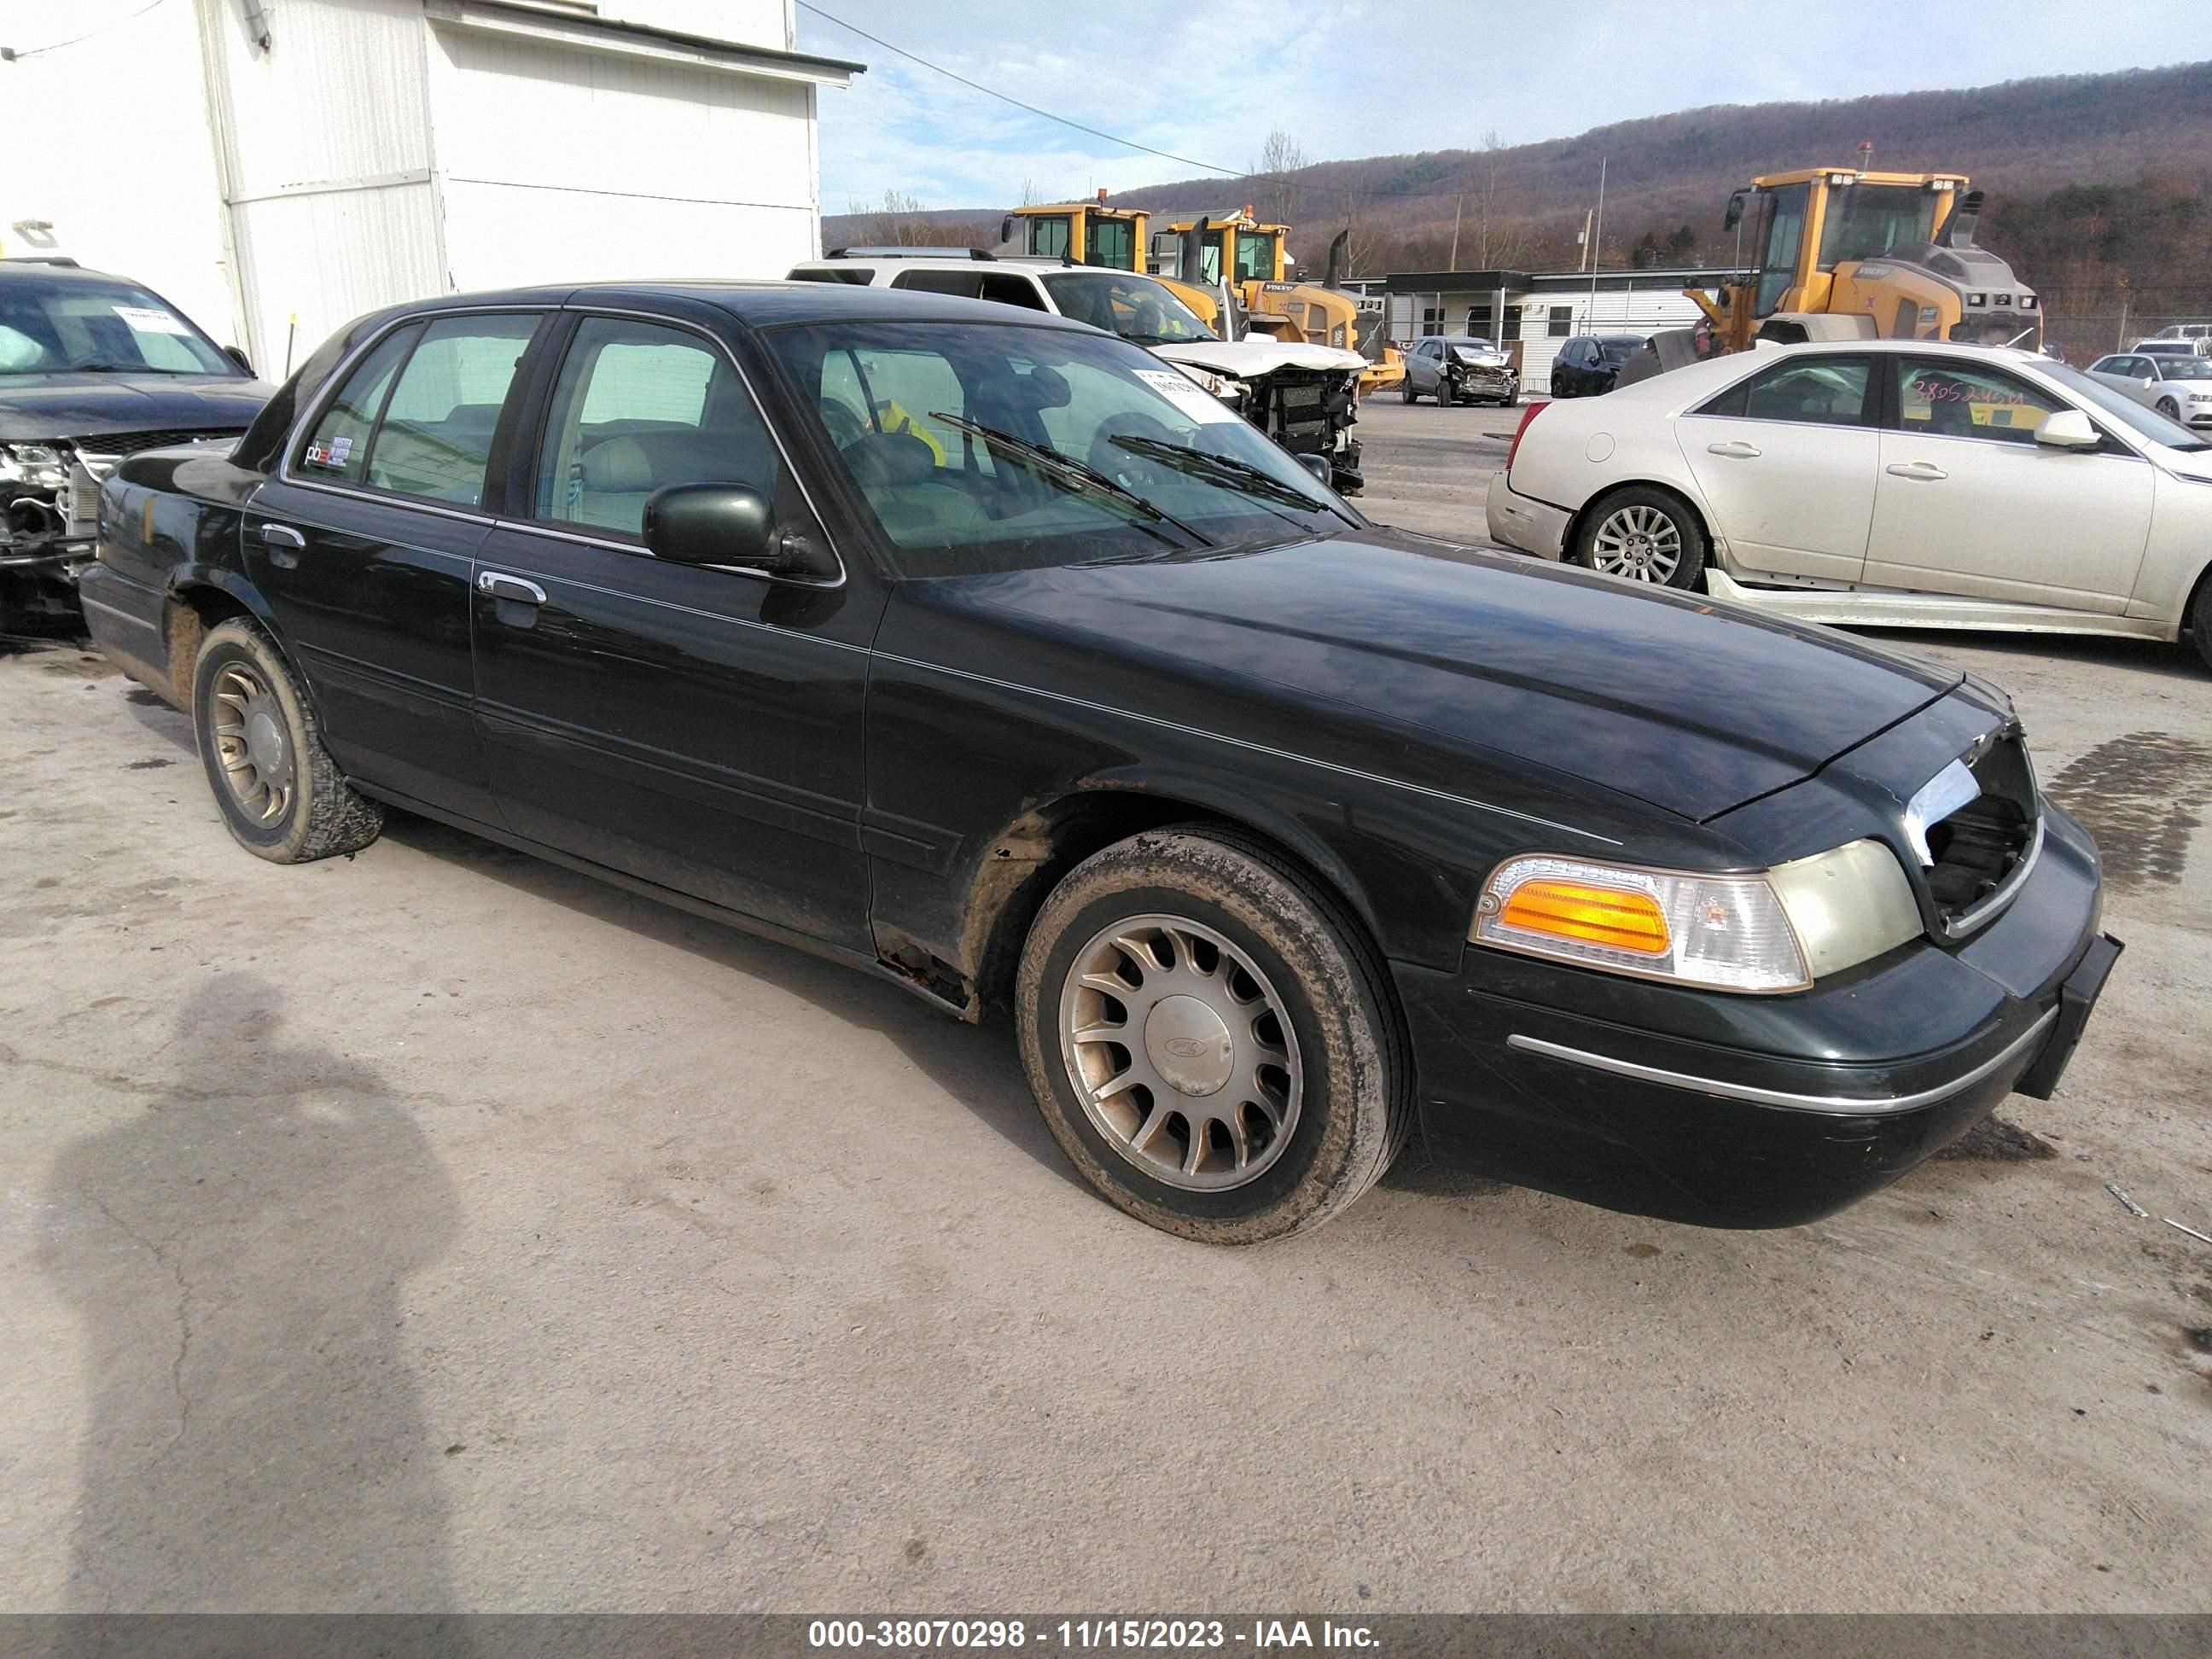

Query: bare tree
left=1255, top=128, right=1310, bottom=224
left=1471, top=130, right=1537, bottom=269
left=856, top=189, right=938, bottom=247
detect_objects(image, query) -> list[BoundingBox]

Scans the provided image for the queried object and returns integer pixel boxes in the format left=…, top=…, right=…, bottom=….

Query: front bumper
left=1394, top=803, right=2119, bottom=1228
left=1485, top=474, right=1569, bottom=560
left=0, top=536, right=96, bottom=626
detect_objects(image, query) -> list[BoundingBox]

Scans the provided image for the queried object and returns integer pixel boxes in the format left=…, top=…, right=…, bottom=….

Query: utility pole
left=1448, top=193, right=1464, bottom=271
left=1587, top=156, right=1608, bottom=318
left=1578, top=208, right=1592, bottom=272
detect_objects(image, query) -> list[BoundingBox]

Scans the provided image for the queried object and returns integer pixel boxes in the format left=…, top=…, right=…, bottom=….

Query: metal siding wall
left=591, top=2, right=790, bottom=49
left=0, top=1, right=240, bottom=350
left=201, top=0, right=443, bottom=368
left=427, top=25, right=818, bottom=284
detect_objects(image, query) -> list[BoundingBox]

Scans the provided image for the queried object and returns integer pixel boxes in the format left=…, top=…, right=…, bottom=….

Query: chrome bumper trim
left=1505, top=1007, right=2058, bottom=1116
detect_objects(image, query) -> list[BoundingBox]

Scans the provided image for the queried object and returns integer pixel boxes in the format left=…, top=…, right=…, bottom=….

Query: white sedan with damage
left=1486, top=339, right=2212, bottom=671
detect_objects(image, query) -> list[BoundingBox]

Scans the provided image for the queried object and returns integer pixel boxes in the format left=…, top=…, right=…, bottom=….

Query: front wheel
left=192, top=618, right=385, bottom=862
left=1571, top=486, right=1708, bottom=590
left=1435, top=376, right=1455, bottom=407
left=2157, top=397, right=2181, bottom=421
left=1016, top=826, right=1406, bottom=1243
left=2189, top=573, right=2212, bottom=674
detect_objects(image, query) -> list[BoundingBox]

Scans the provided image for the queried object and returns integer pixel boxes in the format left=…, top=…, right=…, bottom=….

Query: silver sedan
left=2087, top=351, right=2212, bottom=430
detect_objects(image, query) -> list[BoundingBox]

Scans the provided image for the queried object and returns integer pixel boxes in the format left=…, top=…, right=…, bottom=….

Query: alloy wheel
left=1057, top=914, right=1303, bottom=1190
left=209, top=661, right=295, bottom=825
left=1589, top=504, right=1684, bottom=583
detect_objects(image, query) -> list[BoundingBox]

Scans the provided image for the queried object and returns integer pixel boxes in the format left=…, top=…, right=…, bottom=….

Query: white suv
left=788, top=251, right=1370, bottom=491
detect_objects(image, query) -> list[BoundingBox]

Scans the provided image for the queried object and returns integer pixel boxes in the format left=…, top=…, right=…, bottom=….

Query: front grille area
left=1924, top=734, right=2040, bottom=925
left=69, top=428, right=245, bottom=465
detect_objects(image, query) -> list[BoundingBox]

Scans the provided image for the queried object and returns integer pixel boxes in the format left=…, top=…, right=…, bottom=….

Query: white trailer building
left=1361, top=266, right=1752, bottom=394
left=0, top=0, right=860, bottom=375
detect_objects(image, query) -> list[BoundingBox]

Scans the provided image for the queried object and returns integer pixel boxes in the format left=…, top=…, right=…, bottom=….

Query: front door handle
left=257, top=521, right=306, bottom=567
left=1706, top=440, right=1762, bottom=458
left=476, top=571, right=547, bottom=605
left=1885, top=462, right=1949, bottom=481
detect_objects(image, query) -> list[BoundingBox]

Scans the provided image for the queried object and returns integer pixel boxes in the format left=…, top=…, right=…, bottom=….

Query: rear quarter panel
left=90, top=451, right=264, bottom=700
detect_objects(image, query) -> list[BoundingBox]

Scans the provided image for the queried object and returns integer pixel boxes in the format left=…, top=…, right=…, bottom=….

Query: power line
left=0, top=0, right=172, bottom=61
left=795, top=3, right=1241, bottom=179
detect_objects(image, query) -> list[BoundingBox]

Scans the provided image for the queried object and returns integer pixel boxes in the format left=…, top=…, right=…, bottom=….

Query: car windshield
left=1598, top=339, right=1644, bottom=363
left=2038, top=358, right=2212, bottom=452
left=768, top=320, right=1353, bottom=577
left=1449, top=341, right=1499, bottom=358
left=1815, top=183, right=1941, bottom=268
left=0, top=272, right=236, bottom=376
left=2159, top=358, right=2212, bottom=380
left=1038, top=272, right=1217, bottom=345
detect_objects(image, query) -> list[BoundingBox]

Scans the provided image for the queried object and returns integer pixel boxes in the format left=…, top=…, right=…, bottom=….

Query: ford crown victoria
left=82, top=282, right=2120, bottom=1242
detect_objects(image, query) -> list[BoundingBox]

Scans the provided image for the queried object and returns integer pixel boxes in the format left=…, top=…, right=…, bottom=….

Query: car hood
left=0, top=373, right=274, bottom=442
left=1449, top=348, right=1511, bottom=367
left=917, top=530, right=1960, bottom=823
left=1150, top=340, right=1368, bottom=378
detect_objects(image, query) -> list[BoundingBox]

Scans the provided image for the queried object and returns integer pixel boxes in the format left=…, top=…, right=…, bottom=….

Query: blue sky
left=796, top=0, right=2210, bottom=212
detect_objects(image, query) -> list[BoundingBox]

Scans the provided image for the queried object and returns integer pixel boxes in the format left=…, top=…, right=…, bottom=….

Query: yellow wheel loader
left=1660, top=168, right=2040, bottom=370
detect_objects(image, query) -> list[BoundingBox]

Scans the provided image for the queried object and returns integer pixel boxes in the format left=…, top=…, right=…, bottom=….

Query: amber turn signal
left=1498, top=879, right=1673, bottom=956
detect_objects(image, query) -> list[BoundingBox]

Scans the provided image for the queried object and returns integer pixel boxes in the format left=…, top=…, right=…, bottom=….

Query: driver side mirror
left=1723, top=192, right=1746, bottom=233
left=1296, top=453, right=1333, bottom=486
left=2034, top=409, right=2100, bottom=450
left=643, top=483, right=831, bottom=578
left=224, top=346, right=253, bottom=375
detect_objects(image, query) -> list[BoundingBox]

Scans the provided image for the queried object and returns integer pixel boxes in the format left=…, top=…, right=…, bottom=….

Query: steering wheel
left=1085, top=410, right=1181, bottom=492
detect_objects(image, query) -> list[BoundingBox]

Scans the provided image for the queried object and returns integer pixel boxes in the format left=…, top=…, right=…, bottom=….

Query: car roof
left=0, top=259, right=143, bottom=284
left=383, top=279, right=1100, bottom=333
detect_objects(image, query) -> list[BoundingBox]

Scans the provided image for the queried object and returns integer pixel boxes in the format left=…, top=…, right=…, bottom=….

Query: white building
left=1360, top=266, right=1752, bottom=393
left=0, top=0, right=860, bottom=375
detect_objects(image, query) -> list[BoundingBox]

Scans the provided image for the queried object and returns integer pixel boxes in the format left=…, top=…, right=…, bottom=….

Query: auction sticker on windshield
left=113, top=306, right=194, bottom=336
left=1136, top=368, right=1240, bottom=425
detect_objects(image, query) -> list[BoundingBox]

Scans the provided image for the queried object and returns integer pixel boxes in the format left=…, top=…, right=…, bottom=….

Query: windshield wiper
left=927, top=412, right=1212, bottom=548
left=1108, top=434, right=1353, bottom=525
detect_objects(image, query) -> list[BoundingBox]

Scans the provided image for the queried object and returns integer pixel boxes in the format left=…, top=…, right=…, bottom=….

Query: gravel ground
left=3, top=404, right=2209, bottom=1613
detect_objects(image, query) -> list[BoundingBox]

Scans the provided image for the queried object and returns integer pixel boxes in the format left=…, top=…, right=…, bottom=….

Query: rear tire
left=191, top=618, right=384, bottom=863
left=2189, top=571, right=2212, bottom=674
left=1016, top=825, right=1407, bottom=1243
left=1400, top=375, right=1417, bottom=404
left=1571, top=485, right=1708, bottom=591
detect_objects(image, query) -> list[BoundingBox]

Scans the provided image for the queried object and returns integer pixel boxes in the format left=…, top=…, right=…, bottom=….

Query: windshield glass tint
left=2160, top=358, right=2212, bottom=380
left=1816, top=183, right=1940, bottom=268
left=2037, top=359, right=2210, bottom=450
left=768, top=321, right=1348, bottom=576
left=1598, top=339, right=1643, bottom=363
left=0, top=275, right=235, bottom=376
left=1039, top=273, right=1216, bottom=344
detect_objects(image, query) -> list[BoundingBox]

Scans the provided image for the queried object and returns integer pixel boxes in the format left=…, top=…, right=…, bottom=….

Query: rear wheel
left=1400, top=374, right=1417, bottom=404
left=192, top=618, right=383, bottom=863
left=1016, top=826, right=1406, bottom=1243
left=2189, top=572, right=2212, bottom=674
left=1571, top=486, right=1708, bottom=590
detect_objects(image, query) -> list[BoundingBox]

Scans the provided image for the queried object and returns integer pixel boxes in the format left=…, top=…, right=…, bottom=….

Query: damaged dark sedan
left=81, top=281, right=2121, bottom=1243
left=1, top=260, right=270, bottom=632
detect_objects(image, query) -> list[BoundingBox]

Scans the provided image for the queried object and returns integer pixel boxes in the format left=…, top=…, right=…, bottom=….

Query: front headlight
left=1472, top=841, right=1921, bottom=994
left=1172, top=364, right=1246, bottom=405
left=0, top=442, right=72, bottom=492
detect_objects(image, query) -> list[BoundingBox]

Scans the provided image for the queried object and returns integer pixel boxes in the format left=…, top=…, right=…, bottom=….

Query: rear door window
left=1699, top=356, right=1871, bottom=425
left=363, top=315, right=538, bottom=506
left=296, top=326, right=419, bottom=486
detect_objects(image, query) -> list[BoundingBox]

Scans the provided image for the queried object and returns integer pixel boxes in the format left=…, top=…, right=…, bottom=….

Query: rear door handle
left=1885, top=462, right=1949, bottom=481
left=476, top=571, right=547, bottom=605
left=257, top=521, right=306, bottom=567
left=1705, top=441, right=1761, bottom=458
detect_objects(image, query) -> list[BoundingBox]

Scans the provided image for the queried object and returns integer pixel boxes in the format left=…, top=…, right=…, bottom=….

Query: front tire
left=1016, top=826, right=1406, bottom=1243
left=2189, top=573, right=2212, bottom=674
left=1571, top=485, right=1708, bottom=590
left=1435, top=375, right=1455, bottom=408
left=2157, top=397, right=2181, bottom=421
left=192, top=618, right=384, bottom=863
